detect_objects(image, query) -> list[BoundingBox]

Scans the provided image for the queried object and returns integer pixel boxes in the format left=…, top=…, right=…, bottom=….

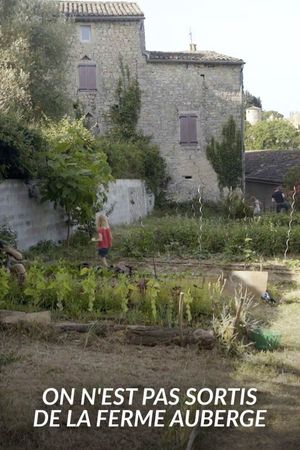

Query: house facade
left=60, top=1, right=244, bottom=202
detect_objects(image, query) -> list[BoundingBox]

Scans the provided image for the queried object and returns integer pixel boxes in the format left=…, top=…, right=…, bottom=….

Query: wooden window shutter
left=86, top=65, right=96, bottom=90
left=187, top=115, right=198, bottom=143
left=180, top=115, right=189, bottom=144
left=180, top=114, right=198, bottom=144
left=79, top=65, right=96, bottom=90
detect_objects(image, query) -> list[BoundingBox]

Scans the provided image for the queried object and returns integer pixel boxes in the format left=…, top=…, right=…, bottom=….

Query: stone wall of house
left=68, top=19, right=145, bottom=133
left=0, top=179, right=153, bottom=250
left=139, top=63, right=243, bottom=201
left=68, top=19, right=243, bottom=202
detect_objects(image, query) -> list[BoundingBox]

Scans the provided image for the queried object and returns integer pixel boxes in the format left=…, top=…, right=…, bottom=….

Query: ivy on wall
left=206, top=116, right=243, bottom=190
left=102, top=61, right=169, bottom=206
left=107, top=61, right=141, bottom=141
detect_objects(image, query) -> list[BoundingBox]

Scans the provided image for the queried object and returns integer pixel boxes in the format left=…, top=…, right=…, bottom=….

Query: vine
left=108, top=61, right=141, bottom=141
left=103, top=61, right=169, bottom=206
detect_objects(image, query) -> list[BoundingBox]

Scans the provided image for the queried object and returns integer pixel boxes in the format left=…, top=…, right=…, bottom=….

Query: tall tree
left=244, top=90, right=262, bottom=109
left=245, top=119, right=300, bottom=150
left=262, top=110, right=284, bottom=120
left=0, top=0, right=73, bottom=120
left=206, top=116, right=243, bottom=190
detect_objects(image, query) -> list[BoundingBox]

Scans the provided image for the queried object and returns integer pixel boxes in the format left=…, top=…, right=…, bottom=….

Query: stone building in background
left=246, top=106, right=262, bottom=125
left=60, top=1, right=244, bottom=202
left=289, top=112, right=300, bottom=129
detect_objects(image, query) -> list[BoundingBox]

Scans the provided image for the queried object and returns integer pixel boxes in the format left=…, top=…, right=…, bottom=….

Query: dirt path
left=0, top=332, right=235, bottom=450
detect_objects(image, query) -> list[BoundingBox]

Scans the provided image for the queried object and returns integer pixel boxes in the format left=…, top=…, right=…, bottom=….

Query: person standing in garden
left=96, top=214, right=112, bottom=267
left=272, top=186, right=289, bottom=213
left=251, top=195, right=262, bottom=217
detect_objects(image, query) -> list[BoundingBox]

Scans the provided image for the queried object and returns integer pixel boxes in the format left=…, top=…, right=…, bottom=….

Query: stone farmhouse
left=59, top=1, right=244, bottom=202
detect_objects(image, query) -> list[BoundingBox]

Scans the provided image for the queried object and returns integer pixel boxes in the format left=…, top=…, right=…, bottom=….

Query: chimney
left=189, top=43, right=197, bottom=52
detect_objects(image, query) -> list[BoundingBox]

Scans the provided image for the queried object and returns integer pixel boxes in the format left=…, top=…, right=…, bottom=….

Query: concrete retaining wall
left=0, top=179, right=154, bottom=249
left=0, top=180, right=67, bottom=250
left=101, top=179, right=154, bottom=225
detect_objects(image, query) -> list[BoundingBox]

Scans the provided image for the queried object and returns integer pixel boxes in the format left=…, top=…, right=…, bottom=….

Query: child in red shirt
left=96, top=214, right=112, bottom=267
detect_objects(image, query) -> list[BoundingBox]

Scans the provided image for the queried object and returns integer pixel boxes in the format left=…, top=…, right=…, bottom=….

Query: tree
left=245, top=119, right=300, bottom=150
left=39, top=119, right=112, bottom=242
left=0, top=113, right=44, bottom=180
left=0, top=0, right=73, bottom=120
left=0, top=39, right=31, bottom=114
left=206, top=116, right=243, bottom=190
left=262, top=110, right=284, bottom=121
left=244, top=90, right=262, bottom=109
left=284, top=166, right=300, bottom=189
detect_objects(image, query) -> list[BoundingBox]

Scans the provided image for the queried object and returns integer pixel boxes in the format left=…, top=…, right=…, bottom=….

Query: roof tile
left=245, top=150, right=300, bottom=183
left=59, top=1, right=144, bottom=18
left=145, top=51, right=243, bottom=65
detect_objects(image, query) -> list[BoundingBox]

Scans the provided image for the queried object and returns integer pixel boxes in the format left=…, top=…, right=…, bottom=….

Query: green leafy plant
left=113, top=275, right=130, bottom=315
left=80, top=268, right=97, bottom=313
left=223, top=191, right=252, bottom=219
left=24, top=263, right=49, bottom=307
left=107, top=61, right=141, bottom=141
left=39, top=118, right=112, bottom=243
left=0, top=267, right=10, bottom=302
left=242, top=237, right=256, bottom=262
left=50, top=265, right=74, bottom=311
left=145, top=279, right=160, bottom=321
left=183, top=288, right=193, bottom=323
left=118, top=214, right=300, bottom=259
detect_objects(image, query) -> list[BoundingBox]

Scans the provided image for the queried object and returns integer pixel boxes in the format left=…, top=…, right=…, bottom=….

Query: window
left=179, top=113, right=198, bottom=145
left=78, top=64, right=96, bottom=90
left=80, top=25, right=91, bottom=42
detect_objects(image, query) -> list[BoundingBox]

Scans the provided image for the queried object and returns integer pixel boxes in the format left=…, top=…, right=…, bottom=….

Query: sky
left=136, top=0, right=299, bottom=117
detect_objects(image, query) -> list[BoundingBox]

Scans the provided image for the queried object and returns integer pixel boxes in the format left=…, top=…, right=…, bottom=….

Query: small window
left=80, top=25, right=91, bottom=42
left=79, top=64, right=96, bottom=90
left=179, top=114, right=198, bottom=145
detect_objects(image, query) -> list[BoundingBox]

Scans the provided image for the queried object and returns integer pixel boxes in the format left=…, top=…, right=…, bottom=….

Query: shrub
left=222, top=191, right=253, bottom=219
left=98, top=135, right=169, bottom=206
left=117, top=216, right=300, bottom=258
left=39, top=118, right=112, bottom=242
left=206, top=116, right=242, bottom=190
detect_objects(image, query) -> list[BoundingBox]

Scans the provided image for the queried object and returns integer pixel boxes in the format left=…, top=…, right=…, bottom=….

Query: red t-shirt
left=98, top=227, right=112, bottom=249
